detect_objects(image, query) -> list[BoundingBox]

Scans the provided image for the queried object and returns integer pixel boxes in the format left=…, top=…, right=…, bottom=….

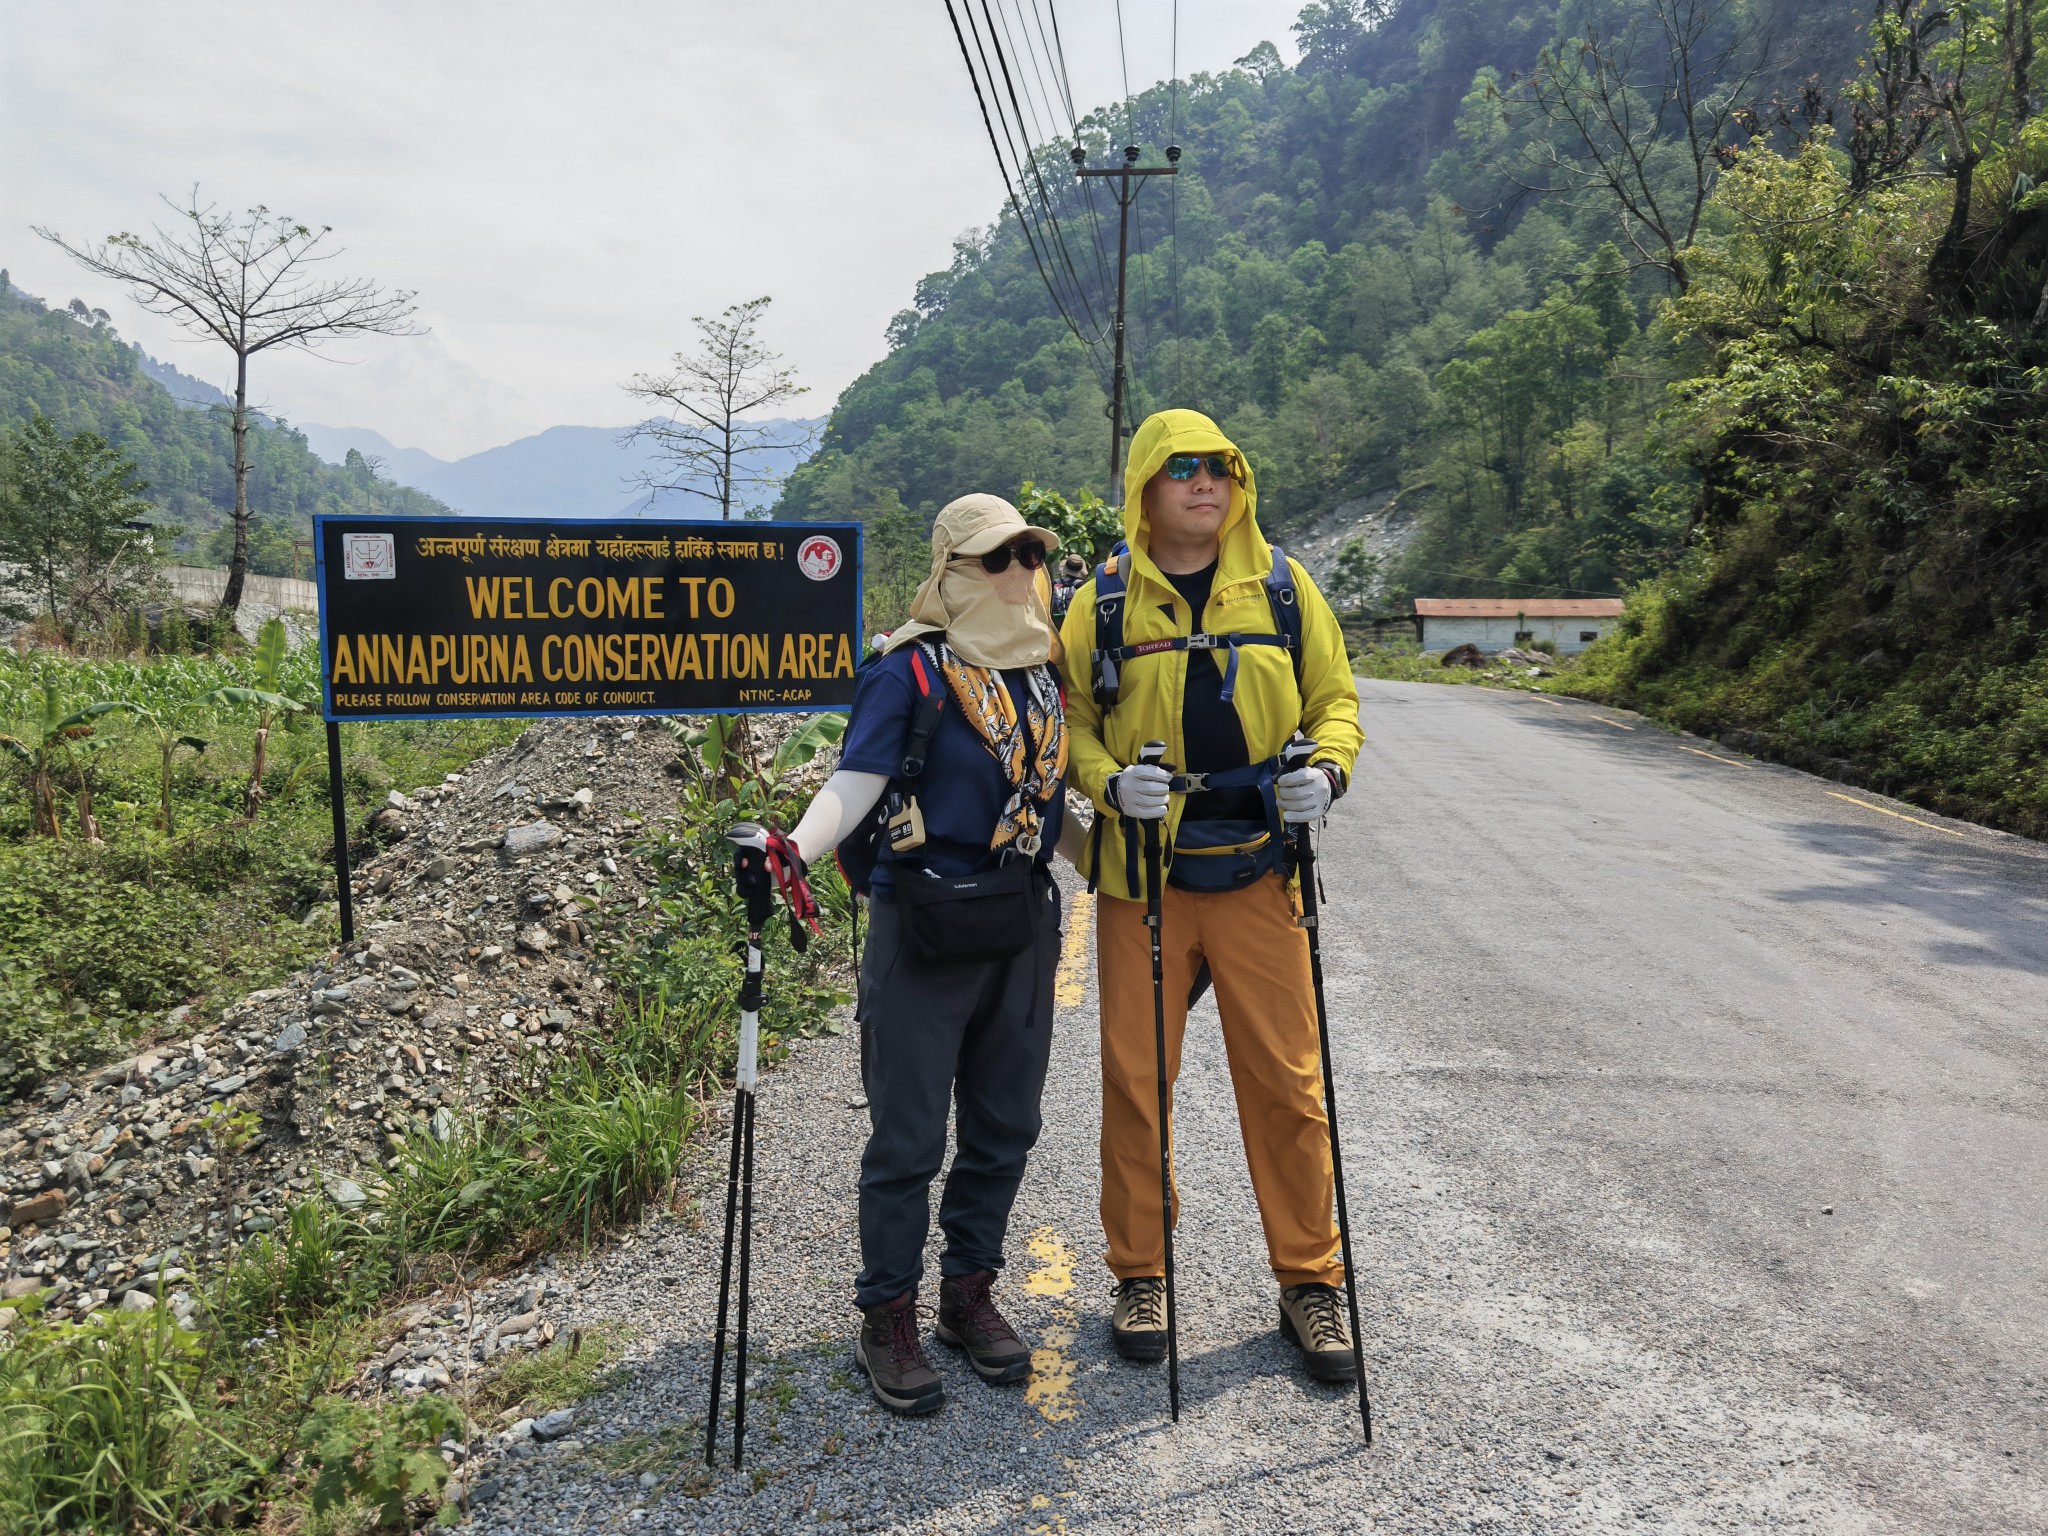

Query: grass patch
left=470, top=1322, right=630, bottom=1419
left=0, top=643, right=522, bottom=1099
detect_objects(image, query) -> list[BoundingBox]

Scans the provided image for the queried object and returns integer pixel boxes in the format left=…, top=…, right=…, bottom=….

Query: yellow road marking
left=1054, top=891, right=1094, bottom=1009
left=1023, top=1228, right=1080, bottom=1424
left=1676, top=745, right=1751, bottom=769
left=1827, top=791, right=1967, bottom=837
left=1593, top=716, right=1635, bottom=731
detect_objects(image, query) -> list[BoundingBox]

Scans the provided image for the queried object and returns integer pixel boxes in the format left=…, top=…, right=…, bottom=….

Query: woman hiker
left=731, top=493, right=1072, bottom=1416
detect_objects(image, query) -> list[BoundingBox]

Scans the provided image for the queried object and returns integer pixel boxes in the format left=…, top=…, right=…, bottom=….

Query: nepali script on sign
left=314, top=516, right=864, bottom=721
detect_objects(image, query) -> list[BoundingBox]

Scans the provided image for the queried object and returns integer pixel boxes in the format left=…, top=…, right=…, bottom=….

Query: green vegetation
left=781, top=0, right=2048, bottom=835
left=0, top=273, right=446, bottom=571
left=0, top=640, right=521, bottom=1099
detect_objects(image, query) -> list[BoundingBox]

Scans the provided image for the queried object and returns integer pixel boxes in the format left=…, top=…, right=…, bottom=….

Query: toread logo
left=342, top=532, right=396, bottom=580
left=797, top=535, right=843, bottom=581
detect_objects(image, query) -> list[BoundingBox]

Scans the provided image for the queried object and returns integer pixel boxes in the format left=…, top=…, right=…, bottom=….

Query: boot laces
left=954, top=1274, right=1017, bottom=1342
left=1118, top=1276, right=1167, bottom=1330
left=1294, top=1284, right=1349, bottom=1349
left=886, top=1301, right=927, bottom=1372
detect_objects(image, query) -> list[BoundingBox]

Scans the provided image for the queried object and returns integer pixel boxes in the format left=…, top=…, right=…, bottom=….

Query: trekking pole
left=1281, top=737, right=1373, bottom=1443
left=706, top=822, right=775, bottom=1469
left=1137, top=739, right=1181, bottom=1423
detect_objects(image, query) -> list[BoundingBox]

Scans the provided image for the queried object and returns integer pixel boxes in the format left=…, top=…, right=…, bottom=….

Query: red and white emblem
left=797, top=535, right=843, bottom=581
left=343, top=531, right=396, bottom=579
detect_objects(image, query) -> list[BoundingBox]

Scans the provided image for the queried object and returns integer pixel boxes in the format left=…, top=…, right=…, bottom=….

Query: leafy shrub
left=302, top=1394, right=465, bottom=1533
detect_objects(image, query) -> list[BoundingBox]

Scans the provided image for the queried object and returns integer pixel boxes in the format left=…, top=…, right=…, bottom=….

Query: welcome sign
left=314, top=515, right=863, bottom=721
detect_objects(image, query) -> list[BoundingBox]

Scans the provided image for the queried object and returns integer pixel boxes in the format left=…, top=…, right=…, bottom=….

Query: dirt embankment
left=0, top=715, right=695, bottom=1327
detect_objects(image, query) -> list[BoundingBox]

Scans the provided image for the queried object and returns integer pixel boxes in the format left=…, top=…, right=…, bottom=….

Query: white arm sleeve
left=789, top=770, right=888, bottom=865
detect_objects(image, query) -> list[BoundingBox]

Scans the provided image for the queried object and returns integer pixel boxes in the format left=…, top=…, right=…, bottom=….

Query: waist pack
left=895, top=858, right=1040, bottom=964
left=1168, top=819, right=1280, bottom=893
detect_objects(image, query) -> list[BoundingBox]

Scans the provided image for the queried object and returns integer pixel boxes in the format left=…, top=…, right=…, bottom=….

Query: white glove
left=1276, top=764, right=1335, bottom=825
left=1107, top=762, right=1172, bottom=821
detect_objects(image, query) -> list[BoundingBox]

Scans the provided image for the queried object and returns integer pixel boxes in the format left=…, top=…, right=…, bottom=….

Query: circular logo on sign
left=797, top=535, right=843, bottom=581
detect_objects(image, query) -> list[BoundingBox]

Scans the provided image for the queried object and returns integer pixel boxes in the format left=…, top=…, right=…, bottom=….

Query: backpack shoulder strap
left=1091, top=544, right=1129, bottom=709
left=899, top=642, right=946, bottom=779
left=1264, top=545, right=1305, bottom=691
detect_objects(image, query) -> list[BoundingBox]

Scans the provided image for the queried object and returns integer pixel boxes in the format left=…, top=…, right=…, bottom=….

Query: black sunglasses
left=956, top=538, right=1047, bottom=574
left=1164, top=453, right=1236, bottom=482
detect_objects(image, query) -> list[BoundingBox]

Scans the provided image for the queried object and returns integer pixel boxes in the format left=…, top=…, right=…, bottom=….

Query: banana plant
left=0, top=668, right=121, bottom=838
left=198, top=617, right=305, bottom=818
left=97, top=699, right=208, bottom=833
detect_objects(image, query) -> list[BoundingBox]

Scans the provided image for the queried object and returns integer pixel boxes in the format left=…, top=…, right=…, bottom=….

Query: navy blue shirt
left=839, top=645, right=1064, bottom=897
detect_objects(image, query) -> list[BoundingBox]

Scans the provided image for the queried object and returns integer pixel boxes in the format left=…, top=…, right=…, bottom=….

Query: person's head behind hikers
left=885, top=492, right=1061, bottom=668
left=1125, top=409, right=1257, bottom=571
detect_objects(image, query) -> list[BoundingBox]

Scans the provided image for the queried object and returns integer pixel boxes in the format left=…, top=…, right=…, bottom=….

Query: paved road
left=479, top=680, right=2048, bottom=1534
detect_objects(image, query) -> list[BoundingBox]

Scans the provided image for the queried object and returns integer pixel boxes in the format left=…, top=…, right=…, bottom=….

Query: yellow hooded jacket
left=1057, top=409, right=1363, bottom=903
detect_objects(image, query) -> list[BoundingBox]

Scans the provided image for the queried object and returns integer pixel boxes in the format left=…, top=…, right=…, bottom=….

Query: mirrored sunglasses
left=955, top=538, right=1048, bottom=574
left=1164, top=453, right=1236, bottom=482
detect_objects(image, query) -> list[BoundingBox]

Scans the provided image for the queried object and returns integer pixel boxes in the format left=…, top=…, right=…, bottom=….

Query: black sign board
left=313, top=515, right=863, bottom=722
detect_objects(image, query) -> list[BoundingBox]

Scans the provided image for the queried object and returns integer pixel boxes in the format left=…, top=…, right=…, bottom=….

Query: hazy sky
left=6, top=1, right=1303, bottom=459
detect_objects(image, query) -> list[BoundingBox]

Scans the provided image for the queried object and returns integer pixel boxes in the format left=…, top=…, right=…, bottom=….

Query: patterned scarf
left=925, top=641, right=1067, bottom=853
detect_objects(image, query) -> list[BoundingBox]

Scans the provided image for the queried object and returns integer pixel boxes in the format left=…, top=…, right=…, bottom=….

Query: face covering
left=893, top=556, right=1055, bottom=669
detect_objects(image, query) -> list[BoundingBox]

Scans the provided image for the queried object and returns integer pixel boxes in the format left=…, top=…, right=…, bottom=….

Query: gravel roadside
left=459, top=681, right=2047, bottom=1535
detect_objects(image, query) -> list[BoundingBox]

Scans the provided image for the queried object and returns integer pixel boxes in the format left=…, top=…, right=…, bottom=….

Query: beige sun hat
left=929, top=492, right=1060, bottom=560
left=881, top=493, right=1063, bottom=662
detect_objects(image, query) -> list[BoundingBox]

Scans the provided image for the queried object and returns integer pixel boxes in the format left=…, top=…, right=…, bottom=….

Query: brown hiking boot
left=853, top=1291, right=945, bottom=1415
left=1278, top=1282, right=1358, bottom=1383
left=935, top=1269, right=1032, bottom=1384
left=1111, top=1275, right=1169, bottom=1362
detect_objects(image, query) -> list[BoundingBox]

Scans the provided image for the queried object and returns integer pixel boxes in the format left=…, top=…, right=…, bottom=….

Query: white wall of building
left=1421, top=615, right=1616, bottom=654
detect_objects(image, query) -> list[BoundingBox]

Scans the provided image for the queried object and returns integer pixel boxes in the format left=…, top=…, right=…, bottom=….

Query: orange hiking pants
left=1096, top=872, right=1342, bottom=1289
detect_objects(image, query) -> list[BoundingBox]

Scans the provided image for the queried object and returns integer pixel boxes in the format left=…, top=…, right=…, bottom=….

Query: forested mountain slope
left=778, top=0, right=1862, bottom=599
left=782, top=0, right=2047, bottom=835
left=0, top=273, right=446, bottom=573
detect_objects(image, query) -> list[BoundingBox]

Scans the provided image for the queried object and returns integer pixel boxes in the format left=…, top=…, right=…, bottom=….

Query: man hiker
left=736, top=493, right=1069, bottom=1416
left=1051, top=551, right=1091, bottom=621
left=1057, top=409, right=1366, bottom=1383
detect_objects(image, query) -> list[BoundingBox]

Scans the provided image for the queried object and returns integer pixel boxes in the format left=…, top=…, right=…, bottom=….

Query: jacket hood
left=1121, top=409, right=1271, bottom=585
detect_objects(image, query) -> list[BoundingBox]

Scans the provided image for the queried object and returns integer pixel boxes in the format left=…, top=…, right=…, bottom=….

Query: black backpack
left=833, top=643, right=946, bottom=899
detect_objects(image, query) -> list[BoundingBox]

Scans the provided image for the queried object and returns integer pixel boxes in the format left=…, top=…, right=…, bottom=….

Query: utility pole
left=1076, top=143, right=1178, bottom=506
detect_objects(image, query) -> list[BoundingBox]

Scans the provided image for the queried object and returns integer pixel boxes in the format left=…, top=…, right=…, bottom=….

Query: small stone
left=324, top=1177, right=368, bottom=1208
left=516, top=925, right=556, bottom=955
left=503, top=821, right=564, bottom=857
left=431, top=1107, right=456, bottom=1142
left=270, top=1021, right=307, bottom=1055
left=531, top=1408, right=575, bottom=1440
left=119, top=1288, right=158, bottom=1312
left=10, top=1189, right=67, bottom=1226
left=1821, top=1205, right=1835, bottom=1215
left=496, top=1309, right=542, bottom=1337
left=386, top=790, right=414, bottom=812
left=61, top=1150, right=94, bottom=1191
left=2, top=1277, right=44, bottom=1300
left=505, top=1418, right=536, bottom=1443
left=639, top=1470, right=658, bottom=1488
left=206, top=1073, right=248, bottom=1097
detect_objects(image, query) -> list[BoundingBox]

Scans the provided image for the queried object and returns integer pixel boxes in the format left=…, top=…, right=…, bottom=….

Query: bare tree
left=622, top=297, right=811, bottom=520
left=1501, top=0, right=1769, bottom=292
left=37, top=193, right=421, bottom=612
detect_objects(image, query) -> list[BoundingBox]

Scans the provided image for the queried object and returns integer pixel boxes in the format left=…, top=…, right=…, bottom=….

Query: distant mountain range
left=297, top=419, right=820, bottom=521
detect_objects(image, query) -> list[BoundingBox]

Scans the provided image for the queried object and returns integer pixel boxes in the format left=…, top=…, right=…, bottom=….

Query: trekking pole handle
left=1139, top=739, right=1167, bottom=767
left=1282, top=735, right=1318, bottom=773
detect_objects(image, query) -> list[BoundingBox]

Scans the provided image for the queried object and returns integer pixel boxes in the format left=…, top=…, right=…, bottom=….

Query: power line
left=975, top=0, right=1107, bottom=346
left=1170, top=0, right=1182, bottom=400
left=941, top=0, right=1098, bottom=360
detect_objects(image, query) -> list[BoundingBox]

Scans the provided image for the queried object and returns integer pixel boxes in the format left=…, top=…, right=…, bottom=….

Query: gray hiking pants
left=853, top=868, right=1061, bottom=1309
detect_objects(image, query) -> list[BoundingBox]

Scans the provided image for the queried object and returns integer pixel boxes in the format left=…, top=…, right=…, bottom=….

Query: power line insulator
left=1123, top=145, right=1141, bottom=164
left=1165, top=145, right=1182, bottom=163
left=1072, top=144, right=1088, bottom=167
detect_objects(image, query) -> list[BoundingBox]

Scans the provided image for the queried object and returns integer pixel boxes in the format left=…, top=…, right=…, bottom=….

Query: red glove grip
left=762, top=828, right=821, bottom=935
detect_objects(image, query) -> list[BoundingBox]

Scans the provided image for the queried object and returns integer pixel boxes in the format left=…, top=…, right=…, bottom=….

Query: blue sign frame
left=313, top=513, right=864, bottom=723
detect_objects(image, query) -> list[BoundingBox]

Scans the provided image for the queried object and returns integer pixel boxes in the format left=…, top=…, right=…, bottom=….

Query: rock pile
left=0, top=715, right=736, bottom=1327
